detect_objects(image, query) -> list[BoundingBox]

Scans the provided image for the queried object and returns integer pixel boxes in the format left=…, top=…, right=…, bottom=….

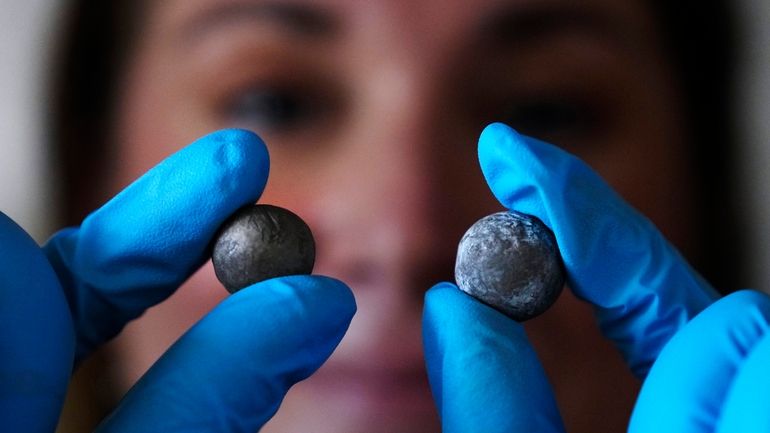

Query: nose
left=317, top=73, right=459, bottom=302
left=308, top=71, right=473, bottom=370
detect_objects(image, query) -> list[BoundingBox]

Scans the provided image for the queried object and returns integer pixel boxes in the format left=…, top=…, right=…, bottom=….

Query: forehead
left=144, top=0, right=655, bottom=53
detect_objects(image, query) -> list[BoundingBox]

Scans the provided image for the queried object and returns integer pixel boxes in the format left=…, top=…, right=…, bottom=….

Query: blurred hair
left=647, top=0, right=743, bottom=290
left=48, top=0, right=742, bottom=289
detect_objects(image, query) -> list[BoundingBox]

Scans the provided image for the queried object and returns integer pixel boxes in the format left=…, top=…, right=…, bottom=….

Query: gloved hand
left=630, top=289, right=770, bottom=433
left=0, top=129, right=356, bottom=432
left=421, top=123, right=769, bottom=432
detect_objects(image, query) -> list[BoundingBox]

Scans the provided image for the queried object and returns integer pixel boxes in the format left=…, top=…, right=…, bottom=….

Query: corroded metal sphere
left=212, top=204, right=315, bottom=293
left=455, top=211, right=565, bottom=321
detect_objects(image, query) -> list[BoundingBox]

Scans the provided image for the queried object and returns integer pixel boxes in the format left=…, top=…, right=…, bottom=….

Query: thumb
left=422, top=282, right=565, bottom=433
left=97, top=275, right=355, bottom=432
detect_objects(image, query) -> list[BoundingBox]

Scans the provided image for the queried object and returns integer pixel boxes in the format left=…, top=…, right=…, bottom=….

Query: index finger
left=478, top=123, right=718, bottom=376
left=43, top=129, right=269, bottom=361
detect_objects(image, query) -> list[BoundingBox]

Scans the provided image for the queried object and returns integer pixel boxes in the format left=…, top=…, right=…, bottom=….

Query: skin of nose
left=321, top=72, right=455, bottom=288
left=307, top=75, right=462, bottom=368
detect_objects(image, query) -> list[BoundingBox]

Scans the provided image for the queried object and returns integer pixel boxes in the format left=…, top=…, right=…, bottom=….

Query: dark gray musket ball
left=212, top=204, right=315, bottom=293
left=455, top=211, right=565, bottom=321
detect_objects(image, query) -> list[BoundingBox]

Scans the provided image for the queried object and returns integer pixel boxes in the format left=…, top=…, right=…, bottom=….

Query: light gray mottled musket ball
left=455, top=211, right=565, bottom=321
left=212, top=204, right=315, bottom=293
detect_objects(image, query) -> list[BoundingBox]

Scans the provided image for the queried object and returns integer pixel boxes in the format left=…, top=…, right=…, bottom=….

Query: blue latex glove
left=423, top=123, right=731, bottom=432
left=630, top=289, right=770, bottom=433
left=0, top=129, right=356, bottom=432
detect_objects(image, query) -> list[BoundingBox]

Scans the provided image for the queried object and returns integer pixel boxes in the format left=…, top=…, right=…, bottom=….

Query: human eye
left=222, top=85, right=320, bottom=133
left=496, top=96, right=602, bottom=142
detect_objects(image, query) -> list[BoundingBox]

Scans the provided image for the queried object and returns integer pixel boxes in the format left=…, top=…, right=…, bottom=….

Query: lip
left=306, top=362, right=438, bottom=418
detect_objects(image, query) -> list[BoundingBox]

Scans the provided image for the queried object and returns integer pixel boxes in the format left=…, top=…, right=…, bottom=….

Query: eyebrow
left=479, top=4, right=633, bottom=50
left=181, top=1, right=338, bottom=43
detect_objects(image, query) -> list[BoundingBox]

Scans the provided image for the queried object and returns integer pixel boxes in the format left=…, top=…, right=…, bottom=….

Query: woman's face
left=107, top=0, right=694, bottom=432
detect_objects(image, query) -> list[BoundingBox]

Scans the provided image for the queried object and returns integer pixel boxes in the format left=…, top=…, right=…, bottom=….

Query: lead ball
left=454, top=211, right=565, bottom=321
left=212, top=204, right=315, bottom=293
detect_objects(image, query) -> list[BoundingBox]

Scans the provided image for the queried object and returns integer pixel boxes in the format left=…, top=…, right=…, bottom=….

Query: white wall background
left=0, top=0, right=61, bottom=242
left=1, top=0, right=769, bottom=287
left=738, top=0, right=770, bottom=290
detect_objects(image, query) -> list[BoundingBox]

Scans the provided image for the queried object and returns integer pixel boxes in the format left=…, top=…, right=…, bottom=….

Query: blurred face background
left=54, top=0, right=739, bottom=432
